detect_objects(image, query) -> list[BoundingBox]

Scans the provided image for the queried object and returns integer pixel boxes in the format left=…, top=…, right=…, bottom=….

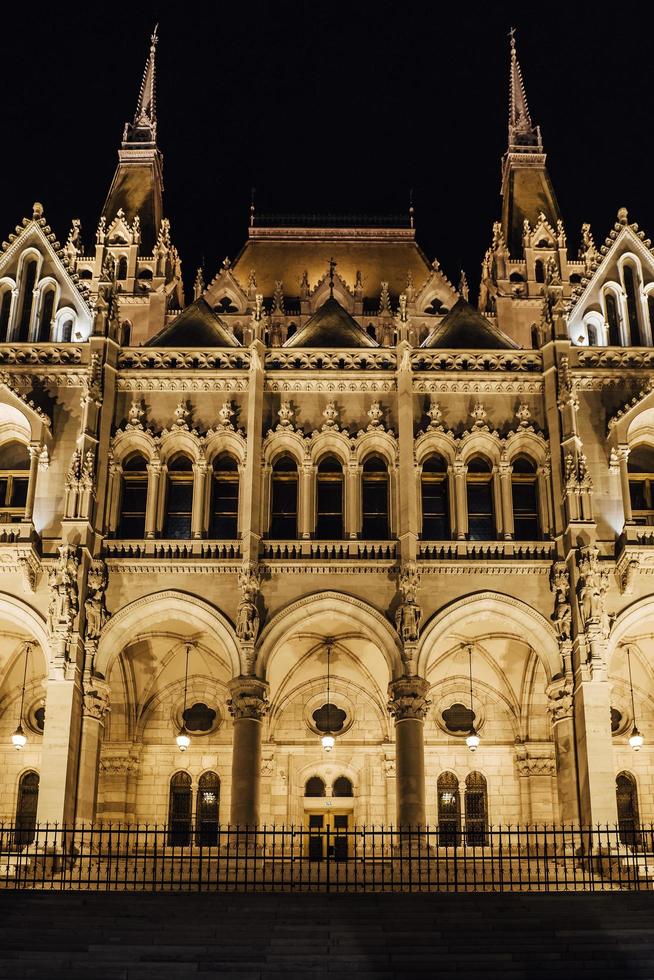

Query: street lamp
left=626, top=646, right=644, bottom=751
left=11, top=643, right=30, bottom=750
left=465, top=644, right=480, bottom=753
left=176, top=643, right=191, bottom=752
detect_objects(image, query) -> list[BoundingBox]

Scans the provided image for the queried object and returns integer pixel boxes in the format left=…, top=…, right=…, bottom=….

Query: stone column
left=76, top=679, right=111, bottom=825
left=387, top=676, right=431, bottom=831
left=515, top=748, right=557, bottom=823
left=499, top=460, right=514, bottom=540
left=23, top=442, right=41, bottom=524
left=191, top=458, right=207, bottom=539
left=346, top=463, right=361, bottom=538
left=227, top=676, right=269, bottom=827
left=574, top=669, right=618, bottom=825
left=617, top=446, right=632, bottom=525
left=299, top=461, right=314, bottom=539
left=36, top=674, right=84, bottom=826
left=547, top=678, right=580, bottom=824
left=144, top=459, right=161, bottom=538
left=97, top=749, right=141, bottom=824
left=453, top=459, right=467, bottom=539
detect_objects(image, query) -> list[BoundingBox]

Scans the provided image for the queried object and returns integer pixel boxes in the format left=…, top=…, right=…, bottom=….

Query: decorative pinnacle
left=328, top=257, right=336, bottom=298
left=124, top=26, right=158, bottom=145
left=508, top=29, right=541, bottom=151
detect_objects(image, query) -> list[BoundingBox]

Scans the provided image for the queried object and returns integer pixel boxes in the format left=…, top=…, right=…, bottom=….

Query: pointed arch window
left=36, top=287, right=55, bottom=342
left=362, top=455, right=389, bottom=539
left=116, top=256, right=128, bottom=281
left=196, top=772, right=220, bottom=845
left=15, top=771, right=39, bottom=846
left=332, top=776, right=353, bottom=798
left=605, top=292, right=622, bottom=346
left=270, top=454, right=298, bottom=539
left=119, top=453, right=148, bottom=538
left=305, top=776, right=326, bottom=797
left=164, top=454, right=194, bottom=539
left=0, top=441, right=30, bottom=523
left=511, top=456, right=540, bottom=540
left=616, top=772, right=640, bottom=847
left=466, top=457, right=495, bottom=540
left=210, top=454, right=239, bottom=539
left=168, top=771, right=192, bottom=846
left=465, top=772, right=488, bottom=846
left=16, top=258, right=38, bottom=342
left=623, top=264, right=644, bottom=345
left=534, top=260, right=545, bottom=284
left=60, top=318, right=73, bottom=343
left=316, top=455, right=344, bottom=539
left=628, top=446, right=654, bottom=525
left=437, top=772, right=461, bottom=847
left=421, top=454, right=450, bottom=539
left=0, top=288, right=12, bottom=341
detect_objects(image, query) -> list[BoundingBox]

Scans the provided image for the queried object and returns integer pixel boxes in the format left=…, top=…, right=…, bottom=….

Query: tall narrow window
left=332, top=776, right=353, bottom=798
left=36, top=288, right=55, bottom=342
left=587, top=324, right=598, bottom=346
left=60, top=318, right=73, bottom=342
left=196, top=772, right=220, bottom=846
left=605, top=293, right=622, bottom=346
left=116, top=256, right=128, bottom=281
left=623, top=265, right=644, bottom=345
left=168, top=772, right=192, bottom=846
left=209, top=454, right=239, bottom=539
left=362, top=455, right=389, bottom=539
left=305, top=776, right=326, bottom=797
left=437, top=772, right=461, bottom=847
left=534, top=259, right=545, bottom=283
left=119, top=453, right=148, bottom=538
left=466, top=457, right=495, bottom=540
left=0, top=441, right=30, bottom=523
left=270, top=455, right=298, bottom=539
left=421, top=454, right=450, bottom=539
left=316, top=455, right=343, bottom=539
left=464, top=772, right=488, bottom=846
left=164, top=454, right=194, bottom=539
left=15, top=771, right=39, bottom=846
left=628, top=446, right=654, bottom=525
left=0, top=289, right=11, bottom=340
left=616, top=772, right=640, bottom=847
left=16, top=259, right=37, bottom=341
left=511, top=456, right=540, bottom=540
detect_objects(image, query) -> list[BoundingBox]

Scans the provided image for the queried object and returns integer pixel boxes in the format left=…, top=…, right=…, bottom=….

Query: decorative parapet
left=265, top=349, right=397, bottom=370
left=117, top=349, right=251, bottom=370
left=411, top=350, right=542, bottom=372
left=0, top=344, right=84, bottom=366
left=615, top=526, right=654, bottom=594
left=0, top=533, right=41, bottom=593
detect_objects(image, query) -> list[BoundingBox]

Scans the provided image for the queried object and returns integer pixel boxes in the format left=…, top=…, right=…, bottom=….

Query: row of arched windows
left=115, top=449, right=544, bottom=542
left=168, top=771, right=220, bottom=845
left=437, top=772, right=488, bottom=845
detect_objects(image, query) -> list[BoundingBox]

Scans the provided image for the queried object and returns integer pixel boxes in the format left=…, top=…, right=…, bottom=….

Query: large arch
left=95, top=590, right=241, bottom=679
left=0, top=593, right=50, bottom=669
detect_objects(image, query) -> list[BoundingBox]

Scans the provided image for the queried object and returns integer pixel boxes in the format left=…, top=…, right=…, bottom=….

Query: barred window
left=421, top=454, right=449, bottom=539
left=168, top=771, right=192, bottom=846
left=119, top=453, right=148, bottom=538
left=15, top=771, right=39, bottom=846
left=316, top=455, right=343, bottom=539
left=210, top=454, right=239, bottom=539
left=437, top=772, right=460, bottom=847
left=465, top=771, right=488, bottom=846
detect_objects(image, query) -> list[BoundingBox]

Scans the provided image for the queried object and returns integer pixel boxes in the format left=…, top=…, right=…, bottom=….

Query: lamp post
left=321, top=638, right=335, bottom=753
left=626, top=646, right=644, bottom=751
left=11, top=643, right=30, bottom=750
left=176, top=643, right=191, bottom=752
left=465, top=644, right=480, bottom=752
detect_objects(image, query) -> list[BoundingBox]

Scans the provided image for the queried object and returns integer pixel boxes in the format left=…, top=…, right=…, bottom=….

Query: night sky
left=1, top=2, right=652, bottom=301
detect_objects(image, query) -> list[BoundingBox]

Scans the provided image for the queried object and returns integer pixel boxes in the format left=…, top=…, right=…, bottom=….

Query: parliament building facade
left=0, top=31, right=652, bottom=843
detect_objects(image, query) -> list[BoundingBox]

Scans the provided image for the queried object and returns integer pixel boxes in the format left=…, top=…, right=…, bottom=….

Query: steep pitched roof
left=284, top=297, right=378, bottom=348
left=146, top=298, right=239, bottom=347
left=421, top=298, right=517, bottom=349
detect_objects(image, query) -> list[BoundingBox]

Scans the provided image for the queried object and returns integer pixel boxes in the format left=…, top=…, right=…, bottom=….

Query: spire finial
left=328, top=257, right=337, bottom=298
left=508, top=29, right=541, bottom=152
left=123, top=26, right=159, bottom=146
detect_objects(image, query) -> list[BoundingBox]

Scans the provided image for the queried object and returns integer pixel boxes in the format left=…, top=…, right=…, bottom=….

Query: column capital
left=227, top=676, right=269, bottom=721
left=388, top=676, right=431, bottom=722
left=82, top=678, right=111, bottom=721
left=546, top=679, right=574, bottom=723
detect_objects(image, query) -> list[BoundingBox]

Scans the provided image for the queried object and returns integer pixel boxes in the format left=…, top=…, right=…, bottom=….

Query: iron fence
left=0, top=823, right=653, bottom=892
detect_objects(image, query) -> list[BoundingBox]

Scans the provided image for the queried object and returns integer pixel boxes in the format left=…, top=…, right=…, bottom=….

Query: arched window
left=119, top=322, right=132, bottom=346
left=0, top=441, right=30, bottom=523
left=623, top=265, right=644, bottom=345
left=119, top=453, right=148, bottom=538
left=15, top=771, right=39, bottom=846
left=60, top=318, right=73, bottom=343
left=587, top=324, right=598, bottom=346
left=332, top=776, right=353, bottom=798
left=616, top=772, right=640, bottom=846
left=367, top=324, right=377, bottom=339
left=16, top=259, right=38, bottom=341
left=465, top=772, right=488, bottom=846
left=196, top=771, right=220, bottom=845
left=437, top=772, right=461, bottom=847
left=210, top=454, right=239, bottom=539
left=168, top=771, right=192, bottom=846
left=270, top=455, right=298, bottom=539
left=0, top=288, right=12, bottom=340
left=511, top=456, right=540, bottom=540
left=628, top=446, right=654, bottom=525
left=605, top=292, right=622, bottom=346
left=286, top=323, right=296, bottom=339
left=534, top=260, right=545, bottom=284
left=305, top=776, right=326, bottom=797
left=316, top=455, right=343, bottom=539
left=36, top=287, right=55, bottom=342
left=164, top=454, right=194, bottom=539
left=466, top=457, right=495, bottom=540
left=116, top=256, right=128, bottom=281
left=421, top=454, right=450, bottom=539
left=362, top=455, right=389, bottom=539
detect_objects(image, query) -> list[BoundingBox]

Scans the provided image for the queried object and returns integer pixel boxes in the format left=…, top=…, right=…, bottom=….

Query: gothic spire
left=123, top=25, right=158, bottom=147
left=507, top=28, right=542, bottom=152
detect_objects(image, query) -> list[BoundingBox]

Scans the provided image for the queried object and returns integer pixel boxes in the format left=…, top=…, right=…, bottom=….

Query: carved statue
left=236, top=599, right=260, bottom=642
left=549, top=561, right=571, bottom=642
left=48, top=545, right=79, bottom=634
left=576, top=546, right=611, bottom=638
left=395, top=600, right=421, bottom=644
left=85, top=559, right=109, bottom=641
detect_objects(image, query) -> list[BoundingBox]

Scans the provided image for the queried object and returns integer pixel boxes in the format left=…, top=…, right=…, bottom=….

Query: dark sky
left=1, top=2, right=652, bottom=300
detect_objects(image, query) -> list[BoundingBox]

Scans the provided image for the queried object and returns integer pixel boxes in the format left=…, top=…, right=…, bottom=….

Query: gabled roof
left=146, top=298, right=240, bottom=347
left=284, top=297, right=378, bottom=348
left=421, top=298, right=518, bottom=350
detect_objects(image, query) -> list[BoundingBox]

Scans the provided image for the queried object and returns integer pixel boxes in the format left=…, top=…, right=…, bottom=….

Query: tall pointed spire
left=123, top=25, right=158, bottom=147
left=507, top=28, right=542, bottom=152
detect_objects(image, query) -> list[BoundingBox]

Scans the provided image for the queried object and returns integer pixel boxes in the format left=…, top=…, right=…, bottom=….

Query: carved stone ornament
left=217, top=401, right=235, bottom=429
left=47, top=544, right=79, bottom=636
left=576, top=545, right=612, bottom=639
left=100, top=754, right=140, bottom=776
left=427, top=400, right=443, bottom=430
left=277, top=402, right=294, bottom=430
left=84, top=559, right=110, bottom=641
left=395, top=561, right=422, bottom=644
left=83, top=678, right=111, bottom=721
left=227, top=676, right=269, bottom=722
left=546, top=681, right=574, bottom=724
left=126, top=401, right=145, bottom=430
left=470, top=401, right=488, bottom=429
left=236, top=560, right=262, bottom=645
left=549, top=561, right=571, bottom=643
left=515, top=754, right=556, bottom=777
left=172, top=402, right=190, bottom=429
left=621, top=558, right=640, bottom=596
left=366, top=401, right=384, bottom=430
left=387, top=676, right=431, bottom=722
left=321, top=401, right=339, bottom=430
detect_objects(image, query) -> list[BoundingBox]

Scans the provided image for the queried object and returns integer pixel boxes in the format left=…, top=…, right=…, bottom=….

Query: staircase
left=1, top=891, right=654, bottom=978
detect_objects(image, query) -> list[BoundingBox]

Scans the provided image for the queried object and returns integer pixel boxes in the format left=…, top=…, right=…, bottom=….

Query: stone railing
left=572, top=347, right=654, bottom=370
left=117, top=349, right=251, bottom=370
left=264, top=349, right=397, bottom=370
left=104, top=539, right=241, bottom=560
left=260, top=539, right=397, bottom=561
left=411, top=350, right=542, bottom=372
left=418, top=539, right=555, bottom=563
left=0, top=343, right=85, bottom=365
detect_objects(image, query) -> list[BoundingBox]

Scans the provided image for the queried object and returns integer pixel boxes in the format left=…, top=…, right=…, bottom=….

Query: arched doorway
left=15, top=771, right=39, bottom=846
left=196, top=771, right=220, bottom=845
left=168, top=771, right=192, bottom=846
left=437, top=772, right=461, bottom=846
left=616, top=771, right=640, bottom=846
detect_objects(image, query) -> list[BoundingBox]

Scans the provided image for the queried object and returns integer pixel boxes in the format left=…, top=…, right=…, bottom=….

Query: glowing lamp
left=176, top=727, right=191, bottom=752
left=629, top=727, right=644, bottom=752
left=321, top=733, right=335, bottom=753
left=11, top=725, right=27, bottom=750
left=466, top=728, right=480, bottom=752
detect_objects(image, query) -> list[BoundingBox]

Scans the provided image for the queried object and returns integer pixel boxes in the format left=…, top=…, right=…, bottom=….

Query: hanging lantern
left=321, top=639, right=336, bottom=753
left=627, top=646, right=645, bottom=752
left=11, top=724, right=27, bottom=750
left=176, top=644, right=192, bottom=752
left=11, top=644, right=30, bottom=751
left=629, top=727, right=644, bottom=752
left=466, top=644, right=480, bottom=753
left=321, top=733, right=335, bottom=753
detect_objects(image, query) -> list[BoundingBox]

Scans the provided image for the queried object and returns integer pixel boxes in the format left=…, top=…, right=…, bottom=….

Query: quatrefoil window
left=312, top=702, right=346, bottom=734
left=442, top=702, right=475, bottom=733
left=182, top=702, right=217, bottom=732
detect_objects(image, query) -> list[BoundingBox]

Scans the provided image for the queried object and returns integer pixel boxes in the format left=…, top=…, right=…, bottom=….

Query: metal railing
left=1, top=824, right=653, bottom=892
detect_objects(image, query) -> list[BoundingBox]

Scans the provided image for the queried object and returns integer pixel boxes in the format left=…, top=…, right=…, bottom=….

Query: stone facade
left=0, top=31, right=652, bottom=835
